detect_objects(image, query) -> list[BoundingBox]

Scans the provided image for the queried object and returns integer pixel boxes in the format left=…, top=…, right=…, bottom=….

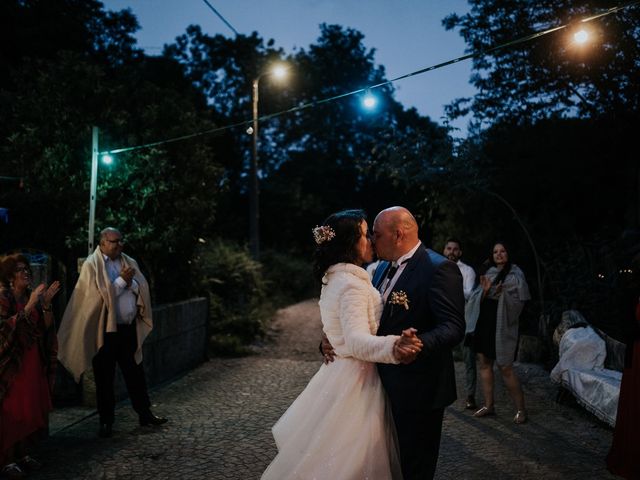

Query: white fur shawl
left=319, top=263, right=399, bottom=364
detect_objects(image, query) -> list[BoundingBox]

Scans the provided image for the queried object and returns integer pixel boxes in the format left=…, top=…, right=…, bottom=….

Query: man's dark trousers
left=92, top=322, right=151, bottom=425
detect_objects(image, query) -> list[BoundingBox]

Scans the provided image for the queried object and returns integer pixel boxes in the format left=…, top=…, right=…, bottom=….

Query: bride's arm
left=339, top=284, right=401, bottom=364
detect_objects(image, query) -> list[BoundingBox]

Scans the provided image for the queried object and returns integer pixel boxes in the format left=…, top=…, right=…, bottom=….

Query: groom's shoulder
left=424, top=248, right=447, bottom=267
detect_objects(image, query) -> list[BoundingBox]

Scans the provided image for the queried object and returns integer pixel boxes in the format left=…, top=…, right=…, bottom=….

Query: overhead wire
left=100, top=0, right=640, bottom=156
left=200, top=0, right=239, bottom=36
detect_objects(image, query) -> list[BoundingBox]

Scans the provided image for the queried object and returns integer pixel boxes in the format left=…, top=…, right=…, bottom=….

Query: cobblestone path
left=30, top=299, right=616, bottom=479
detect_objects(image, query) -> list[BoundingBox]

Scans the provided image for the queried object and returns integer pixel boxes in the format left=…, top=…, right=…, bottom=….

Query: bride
left=261, top=209, right=422, bottom=480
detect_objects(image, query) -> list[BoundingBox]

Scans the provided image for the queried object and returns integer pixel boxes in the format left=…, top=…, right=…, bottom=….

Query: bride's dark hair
left=313, top=209, right=367, bottom=284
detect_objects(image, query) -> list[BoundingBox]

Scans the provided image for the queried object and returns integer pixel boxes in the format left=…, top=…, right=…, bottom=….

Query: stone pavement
left=28, top=299, right=617, bottom=479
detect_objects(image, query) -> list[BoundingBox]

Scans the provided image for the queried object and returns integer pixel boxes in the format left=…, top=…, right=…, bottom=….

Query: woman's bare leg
left=476, top=353, right=495, bottom=409
left=499, top=364, right=526, bottom=411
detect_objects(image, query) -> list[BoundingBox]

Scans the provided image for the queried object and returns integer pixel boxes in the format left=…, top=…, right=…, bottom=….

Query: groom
left=372, top=206, right=465, bottom=479
left=321, top=206, right=465, bottom=479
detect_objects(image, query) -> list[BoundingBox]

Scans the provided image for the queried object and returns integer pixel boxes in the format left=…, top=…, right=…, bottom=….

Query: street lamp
left=88, top=126, right=99, bottom=255
left=249, top=63, right=289, bottom=259
left=87, top=126, right=114, bottom=256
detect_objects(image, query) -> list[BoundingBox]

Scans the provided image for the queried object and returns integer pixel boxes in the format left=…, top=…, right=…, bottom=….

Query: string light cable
left=99, top=0, right=639, bottom=157
left=201, top=0, right=239, bottom=36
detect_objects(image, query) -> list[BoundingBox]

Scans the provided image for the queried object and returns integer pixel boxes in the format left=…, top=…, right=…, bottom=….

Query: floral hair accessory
left=313, top=225, right=336, bottom=245
left=389, top=290, right=410, bottom=310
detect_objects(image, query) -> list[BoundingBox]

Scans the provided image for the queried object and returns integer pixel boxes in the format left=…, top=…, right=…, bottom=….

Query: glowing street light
left=271, top=64, right=288, bottom=80
left=573, top=29, right=589, bottom=44
left=363, top=92, right=377, bottom=110
left=101, top=154, right=114, bottom=165
left=249, top=63, right=290, bottom=259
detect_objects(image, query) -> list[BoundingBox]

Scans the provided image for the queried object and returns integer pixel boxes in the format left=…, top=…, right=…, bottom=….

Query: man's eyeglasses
left=104, top=239, right=125, bottom=245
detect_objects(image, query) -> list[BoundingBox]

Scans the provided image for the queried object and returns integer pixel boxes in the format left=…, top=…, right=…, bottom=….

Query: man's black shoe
left=98, top=423, right=113, bottom=438
left=139, top=412, right=168, bottom=426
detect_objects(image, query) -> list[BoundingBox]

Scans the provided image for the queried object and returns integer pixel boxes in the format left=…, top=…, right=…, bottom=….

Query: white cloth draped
left=550, top=325, right=621, bottom=426
left=57, top=248, right=152, bottom=382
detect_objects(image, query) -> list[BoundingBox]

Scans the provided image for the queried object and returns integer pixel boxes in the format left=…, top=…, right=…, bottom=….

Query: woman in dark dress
left=606, top=253, right=640, bottom=479
left=471, top=243, right=530, bottom=424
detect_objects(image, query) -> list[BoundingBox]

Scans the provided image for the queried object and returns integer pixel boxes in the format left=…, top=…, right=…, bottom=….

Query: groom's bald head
left=373, top=207, right=420, bottom=261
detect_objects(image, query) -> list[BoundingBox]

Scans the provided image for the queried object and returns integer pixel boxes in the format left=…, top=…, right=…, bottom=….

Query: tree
left=443, top=0, right=640, bottom=129
left=1, top=0, right=226, bottom=301
left=166, top=23, right=453, bottom=253
left=256, top=25, right=455, bottom=251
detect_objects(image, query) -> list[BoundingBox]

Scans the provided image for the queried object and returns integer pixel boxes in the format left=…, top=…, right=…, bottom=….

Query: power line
left=201, top=0, right=239, bottom=36
left=100, top=0, right=639, bottom=156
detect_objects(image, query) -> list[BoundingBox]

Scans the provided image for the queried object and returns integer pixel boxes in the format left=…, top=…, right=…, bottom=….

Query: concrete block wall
left=78, top=297, right=208, bottom=407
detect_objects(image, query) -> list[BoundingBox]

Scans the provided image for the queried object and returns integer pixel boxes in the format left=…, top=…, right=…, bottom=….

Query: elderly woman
left=465, top=242, right=530, bottom=424
left=0, top=254, right=60, bottom=478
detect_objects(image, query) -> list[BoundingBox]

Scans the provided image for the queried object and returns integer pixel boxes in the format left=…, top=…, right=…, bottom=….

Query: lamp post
left=87, top=127, right=114, bottom=257
left=88, top=126, right=99, bottom=255
left=249, top=77, right=260, bottom=259
left=249, top=64, right=288, bottom=259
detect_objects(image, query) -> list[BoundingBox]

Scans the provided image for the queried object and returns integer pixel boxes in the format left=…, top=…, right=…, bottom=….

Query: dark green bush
left=193, top=240, right=272, bottom=355
left=260, top=249, right=318, bottom=306
left=192, top=241, right=320, bottom=356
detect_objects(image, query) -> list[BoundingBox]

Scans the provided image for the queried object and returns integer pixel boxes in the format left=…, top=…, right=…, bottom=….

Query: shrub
left=259, top=249, right=318, bottom=306
left=192, top=240, right=272, bottom=355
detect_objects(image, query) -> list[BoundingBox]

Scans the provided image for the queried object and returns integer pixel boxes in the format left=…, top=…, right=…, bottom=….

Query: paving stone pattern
left=30, top=299, right=616, bottom=479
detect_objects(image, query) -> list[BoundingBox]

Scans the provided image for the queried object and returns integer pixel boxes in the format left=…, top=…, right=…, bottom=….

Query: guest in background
left=606, top=253, right=640, bottom=479
left=0, top=254, right=60, bottom=479
left=466, top=242, right=531, bottom=424
left=443, top=238, right=478, bottom=409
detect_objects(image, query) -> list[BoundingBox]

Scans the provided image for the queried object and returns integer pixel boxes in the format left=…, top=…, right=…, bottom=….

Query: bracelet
left=42, top=304, right=52, bottom=312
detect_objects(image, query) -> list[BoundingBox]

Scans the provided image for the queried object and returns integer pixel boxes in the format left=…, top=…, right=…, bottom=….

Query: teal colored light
left=101, top=154, right=114, bottom=165
left=363, top=93, right=377, bottom=110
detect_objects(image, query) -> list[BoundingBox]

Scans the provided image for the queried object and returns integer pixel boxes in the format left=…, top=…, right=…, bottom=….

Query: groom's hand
left=320, top=333, right=336, bottom=364
left=393, top=328, right=422, bottom=364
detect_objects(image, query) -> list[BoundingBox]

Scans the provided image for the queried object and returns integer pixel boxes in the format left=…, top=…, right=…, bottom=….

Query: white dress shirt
left=381, top=241, right=421, bottom=303
left=457, top=259, right=476, bottom=301
left=103, top=254, right=140, bottom=325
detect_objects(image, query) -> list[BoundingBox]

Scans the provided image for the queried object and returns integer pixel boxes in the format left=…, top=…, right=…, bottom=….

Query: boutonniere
left=389, top=290, right=410, bottom=310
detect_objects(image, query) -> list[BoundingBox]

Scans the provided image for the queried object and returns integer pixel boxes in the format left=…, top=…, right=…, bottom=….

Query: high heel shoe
left=513, top=410, right=528, bottom=424
left=473, top=406, right=495, bottom=417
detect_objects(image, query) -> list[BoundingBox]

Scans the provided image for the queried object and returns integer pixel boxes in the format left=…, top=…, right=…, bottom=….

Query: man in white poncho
left=57, top=228, right=167, bottom=437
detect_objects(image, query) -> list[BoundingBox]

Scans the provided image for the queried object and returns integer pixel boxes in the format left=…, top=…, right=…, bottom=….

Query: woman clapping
left=0, top=254, right=60, bottom=478
left=468, top=243, right=531, bottom=424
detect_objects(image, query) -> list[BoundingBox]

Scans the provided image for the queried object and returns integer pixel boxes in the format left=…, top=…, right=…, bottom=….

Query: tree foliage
left=443, top=0, right=640, bottom=129
left=0, top=0, right=224, bottom=301
left=166, top=23, right=453, bottom=253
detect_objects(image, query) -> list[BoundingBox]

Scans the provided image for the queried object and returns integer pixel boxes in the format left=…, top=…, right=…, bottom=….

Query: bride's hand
left=393, top=328, right=422, bottom=364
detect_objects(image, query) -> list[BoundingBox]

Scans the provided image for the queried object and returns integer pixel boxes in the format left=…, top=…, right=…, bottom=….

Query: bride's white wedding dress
left=261, top=263, right=403, bottom=480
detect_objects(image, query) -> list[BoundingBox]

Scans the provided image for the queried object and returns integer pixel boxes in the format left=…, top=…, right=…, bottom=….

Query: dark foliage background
left=1, top=0, right=638, bottom=350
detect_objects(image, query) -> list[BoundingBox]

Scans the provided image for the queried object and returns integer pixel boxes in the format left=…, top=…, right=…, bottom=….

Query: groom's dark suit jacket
left=375, top=243, right=465, bottom=412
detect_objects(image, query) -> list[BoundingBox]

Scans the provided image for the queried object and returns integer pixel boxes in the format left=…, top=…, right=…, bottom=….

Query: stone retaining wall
left=55, top=297, right=208, bottom=407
